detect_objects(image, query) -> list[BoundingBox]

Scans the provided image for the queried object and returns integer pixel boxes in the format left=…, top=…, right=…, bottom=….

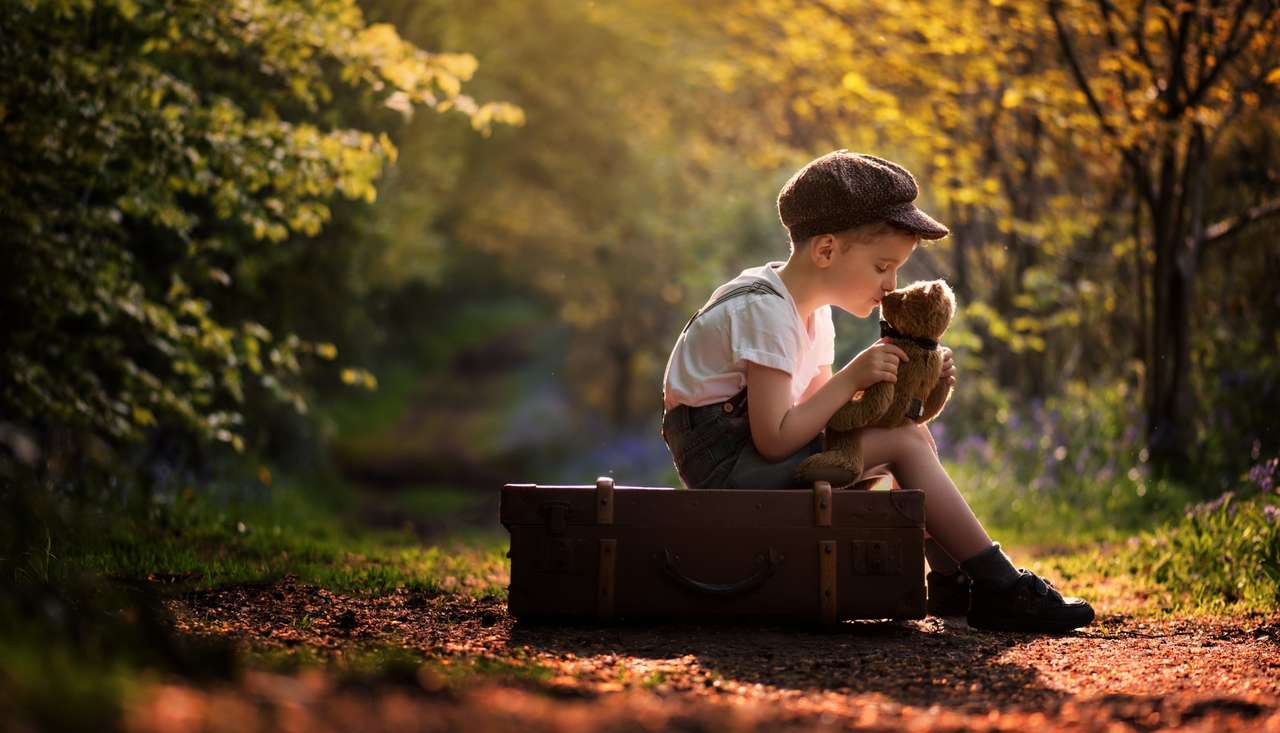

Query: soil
left=126, top=577, right=1280, bottom=732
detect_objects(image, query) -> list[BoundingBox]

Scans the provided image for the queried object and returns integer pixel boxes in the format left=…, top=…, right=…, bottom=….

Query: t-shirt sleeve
left=815, top=305, right=836, bottom=366
left=725, top=295, right=800, bottom=375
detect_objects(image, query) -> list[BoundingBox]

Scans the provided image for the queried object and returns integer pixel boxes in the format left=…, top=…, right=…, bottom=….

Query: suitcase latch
left=541, top=501, right=571, bottom=536
left=850, top=540, right=902, bottom=576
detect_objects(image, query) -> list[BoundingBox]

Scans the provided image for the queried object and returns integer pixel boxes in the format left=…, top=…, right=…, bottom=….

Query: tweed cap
left=777, top=150, right=949, bottom=243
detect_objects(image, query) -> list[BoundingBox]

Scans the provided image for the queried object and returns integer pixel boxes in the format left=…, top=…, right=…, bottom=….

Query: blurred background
left=4, top=0, right=1279, bottom=548
left=1, top=1, right=1279, bottom=723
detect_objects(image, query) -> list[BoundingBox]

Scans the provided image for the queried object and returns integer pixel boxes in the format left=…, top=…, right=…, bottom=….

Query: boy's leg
left=724, top=433, right=823, bottom=490
left=863, top=423, right=1094, bottom=631
left=859, top=423, right=994, bottom=562
left=887, top=427, right=964, bottom=577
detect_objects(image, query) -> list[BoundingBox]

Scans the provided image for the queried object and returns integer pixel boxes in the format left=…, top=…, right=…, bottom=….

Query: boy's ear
left=810, top=234, right=838, bottom=268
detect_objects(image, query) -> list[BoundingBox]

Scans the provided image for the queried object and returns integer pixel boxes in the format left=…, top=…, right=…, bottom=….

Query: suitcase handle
left=659, top=547, right=782, bottom=596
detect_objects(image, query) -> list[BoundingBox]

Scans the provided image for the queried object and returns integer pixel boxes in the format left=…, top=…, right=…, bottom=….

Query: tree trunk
left=1133, top=187, right=1148, bottom=371
left=1144, top=139, right=1197, bottom=481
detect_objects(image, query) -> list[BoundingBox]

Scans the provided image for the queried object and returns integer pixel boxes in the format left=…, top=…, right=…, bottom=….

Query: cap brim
left=884, top=203, right=949, bottom=240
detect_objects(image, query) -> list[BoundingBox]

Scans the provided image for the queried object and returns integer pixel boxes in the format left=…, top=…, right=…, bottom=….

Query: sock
left=924, top=538, right=961, bottom=575
left=959, top=543, right=1020, bottom=590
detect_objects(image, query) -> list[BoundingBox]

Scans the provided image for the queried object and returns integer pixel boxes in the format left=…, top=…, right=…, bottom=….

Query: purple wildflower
left=1187, top=491, right=1235, bottom=518
left=1264, top=505, right=1280, bottom=524
left=1247, top=457, right=1278, bottom=493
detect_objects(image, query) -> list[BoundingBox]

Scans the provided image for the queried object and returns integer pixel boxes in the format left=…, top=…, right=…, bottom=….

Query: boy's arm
left=801, top=362, right=890, bottom=430
left=798, top=364, right=833, bottom=402
left=746, top=361, right=858, bottom=462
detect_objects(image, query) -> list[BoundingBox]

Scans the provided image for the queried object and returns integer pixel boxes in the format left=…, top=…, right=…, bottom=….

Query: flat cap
left=777, top=150, right=949, bottom=243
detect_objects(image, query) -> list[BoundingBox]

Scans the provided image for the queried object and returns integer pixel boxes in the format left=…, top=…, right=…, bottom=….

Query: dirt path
left=127, top=577, right=1280, bottom=732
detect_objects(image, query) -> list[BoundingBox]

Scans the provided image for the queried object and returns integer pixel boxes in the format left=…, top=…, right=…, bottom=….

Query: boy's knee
left=915, top=423, right=939, bottom=455
left=899, top=422, right=933, bottom=449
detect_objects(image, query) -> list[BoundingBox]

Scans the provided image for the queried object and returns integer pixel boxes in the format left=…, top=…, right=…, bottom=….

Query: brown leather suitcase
left=500, top=478, right=926, bottom=624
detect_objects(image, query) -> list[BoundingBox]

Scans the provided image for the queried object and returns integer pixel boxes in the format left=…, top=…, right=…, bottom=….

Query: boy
left=660, top=150, right=1094, bottom=633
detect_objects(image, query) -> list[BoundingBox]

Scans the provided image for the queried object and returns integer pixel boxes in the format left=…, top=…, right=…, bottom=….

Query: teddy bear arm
left=829, top=381, right=894, bottom=431
left=916, top=352, right=950, bottom=423
left=917, top=381, right=951, bottom=423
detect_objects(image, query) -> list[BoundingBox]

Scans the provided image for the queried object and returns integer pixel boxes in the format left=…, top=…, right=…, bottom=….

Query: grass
left=67, top=478, right=509, bottom=598
left=1112, top=492, right=1279, bottom=614
left=1005, top=490, right=1280, bottom=618
left=951, top=457, right=1199, bottom=549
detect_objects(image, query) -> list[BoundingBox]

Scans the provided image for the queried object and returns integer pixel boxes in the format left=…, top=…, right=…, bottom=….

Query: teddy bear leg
left=828, top=382, right=894, bottom=431
left=794, top=430, right=864, bottom=489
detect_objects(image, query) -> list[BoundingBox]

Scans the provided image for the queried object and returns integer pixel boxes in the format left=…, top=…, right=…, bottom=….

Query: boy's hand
left=940, top=346, right=956, bottom=386
left=844, top=337, right=909, bottom=394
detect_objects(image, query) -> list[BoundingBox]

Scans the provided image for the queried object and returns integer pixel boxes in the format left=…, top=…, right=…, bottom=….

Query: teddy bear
left=795, top=279, right=956, bottom=490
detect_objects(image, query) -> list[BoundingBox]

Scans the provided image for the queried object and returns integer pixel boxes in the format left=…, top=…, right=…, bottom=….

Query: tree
left=0, top=0, right=520, bottom=470
left=686, top=0, right=1280, bottom=480
left=1046, top=0, right=1280, bottom=476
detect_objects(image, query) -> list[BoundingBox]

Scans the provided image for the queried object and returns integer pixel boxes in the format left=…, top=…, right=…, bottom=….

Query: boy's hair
left=789, top=220, right=919, bottom=255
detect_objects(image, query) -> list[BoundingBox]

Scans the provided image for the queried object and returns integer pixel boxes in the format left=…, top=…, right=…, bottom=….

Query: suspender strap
left=680, top=281, right=783, bottom=335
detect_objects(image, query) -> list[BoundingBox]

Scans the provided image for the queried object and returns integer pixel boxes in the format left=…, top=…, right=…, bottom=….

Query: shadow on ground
left=508, top=615, right=1064, bottom=715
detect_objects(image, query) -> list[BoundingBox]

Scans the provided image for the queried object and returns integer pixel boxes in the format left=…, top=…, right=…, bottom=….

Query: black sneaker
left=967, top=569, right=1094, bottom=633
left=926, top=570, right=971, bottom=616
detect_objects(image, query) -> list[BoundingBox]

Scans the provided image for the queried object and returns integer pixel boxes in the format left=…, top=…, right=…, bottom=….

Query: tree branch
left=1184, top=1, right=1266, bottom=111
left=1134, top=0, right=1156, bottom=72
left=1200, top=198, right=1280, bottom=246
left=1047, top=0, right=1156, bottom=207
left=1096, top=0, right=1139, bottom=124
left=1167, top=3, right=1192, bottom=112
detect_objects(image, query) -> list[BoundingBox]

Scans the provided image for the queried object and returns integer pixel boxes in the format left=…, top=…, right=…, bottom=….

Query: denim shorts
left=660, top=389, right=824, bottom=490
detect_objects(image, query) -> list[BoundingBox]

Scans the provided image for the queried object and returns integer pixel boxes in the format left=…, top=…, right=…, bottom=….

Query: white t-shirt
left=662, top=261, right=835, bottom=410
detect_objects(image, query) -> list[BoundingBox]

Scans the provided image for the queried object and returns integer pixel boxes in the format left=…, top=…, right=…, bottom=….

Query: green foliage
left=941, top=374, right=1280, bottom=614
left=1032, top=489, right=1280, bottom=617
left=940, top=375, right=1197, bottom=545
left=319, top=298, right=541, bottom=438
left=0, top=0, right=518, bottom=453
left=1121, top=492, right=1280, bottom=614
left=0, top=624, right=140, bottom=731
